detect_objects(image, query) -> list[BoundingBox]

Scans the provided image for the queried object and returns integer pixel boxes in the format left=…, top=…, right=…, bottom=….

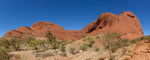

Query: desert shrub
left=82, top=35, right=87, bottom=38
left=104, top=38, right=129, bottom=53
left=103, top=32, right=130, bottom=59
left=0, top=48, right=9, bottom=60
left=51, top=41, right=60, bottom=49
left=10, top=37, right=22, bottom=51
left=67, top=40, right=75, bottom=44
left=103, top=32, right=120, bottom=53
left=24, top=37, right=35, bottom=44
left=103, top=42, right=118, bottom=53
left=96, top=36, right=100, bottom=39
left=80, top=44, right=88, bottom=51
left=105, top=32, right=119, bottom=40
left=45, top=30, right=56, bottom=44
left=129, top=39, right=137, bottom=44
left=28, top=40, right=45, bottom=50
left=69, top=47, right=75, bottom=54
left=0, top=37, right=22, bottom=51
left=120, top=38, right=129, bottom=47
left=0, top=39, right=11, bottom=49
left=83, top=35, right=95, bottom=48
left=128, top=36, right=150, bottom=45
left=60, top=44, right=66, bottom=52
left=45, top=30, right=60, bottom=49
left=88, top=42, right=93, bottom=47
left=139, top=36, right=150, bottom=40
left=95, top=46, right=100, bottom=52
left=83, top=35, right=94, bottom=42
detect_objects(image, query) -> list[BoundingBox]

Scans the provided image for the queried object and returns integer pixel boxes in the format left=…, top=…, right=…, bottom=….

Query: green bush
left=130, top=39, right=137, bottom=44
left=95, top=46, right=100, bottom=52
left=82, top=35, right=87, bottom=38
left=83, top=35, right=95, bottom=48
left=103, top=32, right=123, bottom=53
left=28, top=40, right=44, bottom=50
left=103, top=38, right=129, bottom=53
left=25, top=37, right=36, bottom=44
left=96, top=36, right=100, bottom=39
left=120, top=38, right=129, bottom=47
left=0, top=37, right=22, bottom=51
left=103, top=32, right=129, bottom=59
left=45, top=30, right=61, bottom=50
left=0, top=39, right=11, bottom=49
left=69, top=47, right=75, bottom=54
left=51, top=41, right=60, bottom=49
left=105, top=32, right=119, bottom=40
left=67, top=40, right=75, bottom=44
left=80, top=44, right=88, bottom=51
left=10, top=37, right=21, bottom=51
left=83, top=35, right=94, bottom=42
left=45, top=30, right=56, bottom=44
left=0, top=48, right=9, bottom=60
left=88, top=42, right=93, bottom=47
left=139, top=36, right=150, bottom=40
left=60, top=44, right=66, bottom=52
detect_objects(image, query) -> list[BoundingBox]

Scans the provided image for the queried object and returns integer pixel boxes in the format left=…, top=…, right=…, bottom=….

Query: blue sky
left=0, top=0, right=150, bottom=37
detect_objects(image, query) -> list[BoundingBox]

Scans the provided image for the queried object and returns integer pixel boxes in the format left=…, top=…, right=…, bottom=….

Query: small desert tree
left=45, top=30, right=60, bottom=49
left=45, top=30, right=56, bottom=44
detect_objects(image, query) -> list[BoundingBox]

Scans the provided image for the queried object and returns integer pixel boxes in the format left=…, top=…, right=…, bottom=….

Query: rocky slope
left=3, top=11, right=143, bottom=40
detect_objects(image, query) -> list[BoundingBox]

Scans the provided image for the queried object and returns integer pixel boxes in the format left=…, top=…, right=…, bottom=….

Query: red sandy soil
left=126, top=40, right=150, bottom=60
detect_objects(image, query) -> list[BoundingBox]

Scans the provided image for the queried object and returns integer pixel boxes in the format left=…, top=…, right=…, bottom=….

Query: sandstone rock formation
left=16, top=26, right=32, bottom=34
left=4, top=30, right=23, bottom=37
left=81, top=11, right=143, bottom=39
left=3, top=11, right=144, bottom=40
left=30, top=21, right=80, bottom=40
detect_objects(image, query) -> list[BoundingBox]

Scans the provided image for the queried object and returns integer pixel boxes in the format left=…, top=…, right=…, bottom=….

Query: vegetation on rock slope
left=0, top=31, right=150, bottom=60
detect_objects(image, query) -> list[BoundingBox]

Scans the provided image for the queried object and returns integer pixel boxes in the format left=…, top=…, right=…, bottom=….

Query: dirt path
left=130, top=40, right=150, bottom=60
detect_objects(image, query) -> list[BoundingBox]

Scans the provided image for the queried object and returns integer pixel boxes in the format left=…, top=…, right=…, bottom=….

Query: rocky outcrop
left=81, top=11, right=143, bottom=39
left=4, top=30, right=23, bottom=37
left=16, top=26, right=32, bottom=34
left=30, top=21, right=81, bottom=40
left=3, top=11, right=144, bottom=40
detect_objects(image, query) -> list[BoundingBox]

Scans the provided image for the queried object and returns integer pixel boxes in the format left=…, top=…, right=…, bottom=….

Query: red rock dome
left=3, top=11, right=144, bottom=40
